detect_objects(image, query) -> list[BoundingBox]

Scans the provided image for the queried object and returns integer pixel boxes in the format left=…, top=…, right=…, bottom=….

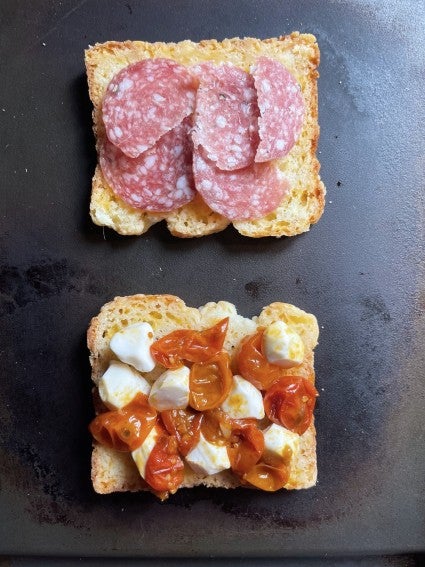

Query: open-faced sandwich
left=85, top=33, right=325, bottom=237
left=88, top=295, right=319, bottom=500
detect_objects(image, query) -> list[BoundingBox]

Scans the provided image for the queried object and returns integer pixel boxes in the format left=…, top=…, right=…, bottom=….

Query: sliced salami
left=192, top=63, right=259, bottom=171
left=253, top=57, right=305, bottom=163
left=99, top=118, right=195, bottom=212
left=193, top=147, right=289, bottom=221
left=102, top=59, right=197, bottom=158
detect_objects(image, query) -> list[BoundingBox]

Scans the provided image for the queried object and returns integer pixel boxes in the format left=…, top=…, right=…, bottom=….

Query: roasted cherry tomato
left=243, top=462, right=290, bottom=491
left=89, top=393, right=157, bottom=452
left=151, top=318, right=229, bottom=369
left=262, top=444, right=293, bottom=469
left=189, top=351, right=233, bottom=411
left=236, top=329, right=283, bottom=390
left=227, top=422, right=265, bottom=475
left=161, top=408, right=203, bottom=456
left=201, top=408, right=233, bottom=446
left=145, top=432, right=184, bottom=493
left=263, top=376, right=318, bottom=435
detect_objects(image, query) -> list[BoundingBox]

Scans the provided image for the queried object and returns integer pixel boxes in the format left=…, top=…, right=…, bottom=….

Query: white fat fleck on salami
left=99, top=117, right=195, bottom=212
left=102, top=59, right=198, bottom=158
left=253, top=57, right=305, bottom=162
left=192, top=148, right=288, bottom=221
left=191, top=63, right=260, bottom=171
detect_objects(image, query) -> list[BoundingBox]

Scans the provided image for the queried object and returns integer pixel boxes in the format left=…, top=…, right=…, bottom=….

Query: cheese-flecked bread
left=88, top=295, right=319, bottom=494
left=85, top=33, right=325, bottom=238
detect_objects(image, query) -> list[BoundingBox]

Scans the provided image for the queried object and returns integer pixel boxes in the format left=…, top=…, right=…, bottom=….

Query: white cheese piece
left=185, top=433, right=230, bottom=476
left=131, top=425, right=161, bottom=479
left=98, top=360, right=151, bottom=410
left=221, top=375, right=264, bottom=419
left=263, top=320, right=305, bottom=368
left=110, top=322, right=156, bottom=373
left=148, top=366, right=190, bottom=411
left=263, top=423, right=300, bottom=460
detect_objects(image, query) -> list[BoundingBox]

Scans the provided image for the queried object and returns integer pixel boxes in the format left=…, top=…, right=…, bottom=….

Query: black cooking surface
left=1, top=0, right=424, bottom=558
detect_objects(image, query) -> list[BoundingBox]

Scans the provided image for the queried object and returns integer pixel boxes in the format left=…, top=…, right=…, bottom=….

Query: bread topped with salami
left=85, top=33, right=325, bottom=238
left=88, top=294, right=319, bottom=499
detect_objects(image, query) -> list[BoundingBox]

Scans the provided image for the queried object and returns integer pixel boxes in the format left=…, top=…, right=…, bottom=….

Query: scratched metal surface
left=0, top=0, right=424, bottom=559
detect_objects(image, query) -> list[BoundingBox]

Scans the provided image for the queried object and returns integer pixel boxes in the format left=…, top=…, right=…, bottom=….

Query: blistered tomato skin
left=89, top=393, right=157, bottom=452
left=227, top=422, right=265, bottom=475
left=243, top=462, right=290, bottom=491
left=201, top=408, right=233, bottom=446
left=151, top=318, right=229, bottom=369
left=236, top=329, right=283, bottom=390
left=264, top=376, right=318, bottom=435
left=161, top=408, right=203, bottom=456
left=189, top=351, right=233, bottom=411
left=145, top=432, right=185, bottom=493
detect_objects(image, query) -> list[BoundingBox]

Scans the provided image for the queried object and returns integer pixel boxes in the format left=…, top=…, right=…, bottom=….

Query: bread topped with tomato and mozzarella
left=85, top=33, right=325, bottom=238
left=88, top=295, right=319, bottom=499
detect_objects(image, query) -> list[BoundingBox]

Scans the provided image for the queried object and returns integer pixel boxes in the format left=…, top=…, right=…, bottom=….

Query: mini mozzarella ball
left=221, top=375, right=264, bottom=419
left=110, top=322, right=156, bottom=373
left=131, top=425, right=160, bottom=479
left=185, top=433, right=230, bottom=476
left=263, top=320, right=305, bottom=368
left=263, top=423, right=300, bottom=460
left=98, top=360, right=151, bottom=409
left=148, top=366, right=190, bottom=411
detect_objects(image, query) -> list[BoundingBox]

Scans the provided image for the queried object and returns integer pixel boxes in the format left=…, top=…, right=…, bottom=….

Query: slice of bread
left=85, top=33, right=325, bottom=238
left=88, top=295, right=319, bottom=494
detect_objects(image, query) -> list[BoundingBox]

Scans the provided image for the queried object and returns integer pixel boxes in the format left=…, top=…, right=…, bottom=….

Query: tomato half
left=263, top=376, right=318, bottom=435
left=161, top=408, right=202, bottom=456
left=89, top=393, right=157, bottom=452
left=189, top=351, right=233, bottom=411
left=145, top=433, right=185, bottom=493
left=243, top=463, right=290, bottom=491
left=151, top=318, right=229, bottom=369
left=236, top=329, right=283, bottom=390
left=201, top=408, right=233, bottom=446
left=227, top=422, right=265, bottom=475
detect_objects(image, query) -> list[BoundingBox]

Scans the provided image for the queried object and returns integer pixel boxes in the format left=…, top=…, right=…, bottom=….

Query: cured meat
left=102, top=59, right=197, bottom=158
left=99, top=118, right=195, bottom=212
left=193, top=148, right=289, bottom=221
left=253, top=57, right=305, bottom=162
left=192, top=63, right=259, bottom=171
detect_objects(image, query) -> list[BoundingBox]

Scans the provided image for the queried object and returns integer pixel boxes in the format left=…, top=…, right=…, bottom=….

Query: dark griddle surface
left=0, top=0, right=424, bottom=558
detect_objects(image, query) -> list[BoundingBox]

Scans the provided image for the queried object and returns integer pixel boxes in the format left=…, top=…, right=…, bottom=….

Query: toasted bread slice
left=85, top=33, right=325, bottom=238
left=88, top=295, right=319, bottom=494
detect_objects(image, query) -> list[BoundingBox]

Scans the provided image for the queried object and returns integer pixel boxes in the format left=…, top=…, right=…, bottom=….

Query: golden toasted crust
left=88, top=295, right=319, bottom=494
left=85, top=33, right=325, bottom=237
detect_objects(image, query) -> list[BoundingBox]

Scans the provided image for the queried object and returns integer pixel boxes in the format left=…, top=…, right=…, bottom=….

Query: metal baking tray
left=1, top=0, right=424, bottom=558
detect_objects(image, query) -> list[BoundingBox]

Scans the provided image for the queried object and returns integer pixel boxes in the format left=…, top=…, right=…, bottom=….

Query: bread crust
left=88, top=295, right=319, bottom=494
left=85, top=33, right=325, bottom=237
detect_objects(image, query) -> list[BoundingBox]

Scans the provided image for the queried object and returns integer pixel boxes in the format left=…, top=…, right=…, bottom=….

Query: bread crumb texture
left=85, top=33, right=325, bottom=237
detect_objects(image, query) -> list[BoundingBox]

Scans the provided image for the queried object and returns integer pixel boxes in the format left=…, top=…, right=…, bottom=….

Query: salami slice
left=192, top=63, right=259, bottom=171
left=253, top=57, right=305, bottom=163
left=102, top=59, right=197, bottom=158
left=193, top=147, right=289, bottom=221
left=99, top=118, right=195, bottom=212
